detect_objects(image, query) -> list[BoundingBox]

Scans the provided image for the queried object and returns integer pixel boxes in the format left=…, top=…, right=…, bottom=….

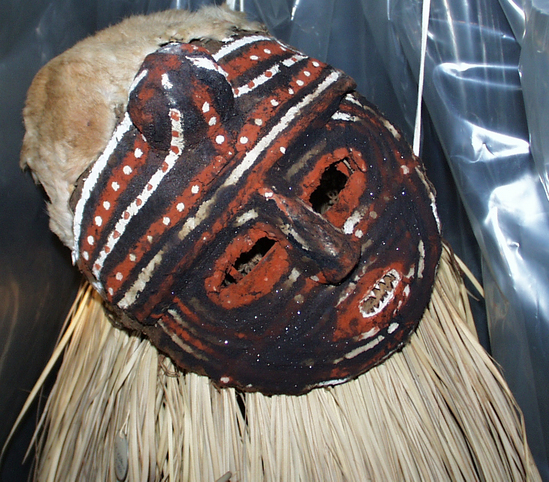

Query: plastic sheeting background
left=0, top=0, right=547, bottom=479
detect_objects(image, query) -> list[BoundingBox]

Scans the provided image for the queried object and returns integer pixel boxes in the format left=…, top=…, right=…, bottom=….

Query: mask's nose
left=259, top=188, right=360, bottom=284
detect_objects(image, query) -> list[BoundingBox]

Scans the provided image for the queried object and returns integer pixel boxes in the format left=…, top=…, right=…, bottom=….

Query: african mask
left=71, top=34, right=441, bottom=395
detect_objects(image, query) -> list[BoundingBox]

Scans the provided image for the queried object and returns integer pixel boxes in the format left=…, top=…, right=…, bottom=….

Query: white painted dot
left=250, top=55, right=259, bottom=60
left=255, top=118, right=263, bottom=126
left=370, top=211, right=378, bottom=219
left=111, top=181, right=120, bottom=191
left=176, top=202, right=185, bottom=212
left=87, top=235, right=94, bottom=245
left=288, top=88, right=295, bottom=95
left=95, top=216, right=103, bottom=227
left=264, top=48, right=271, bottom=54
left=116, top=272, right=123, bottom=281
left=202, top=101, right=210, bottom=113
left=303, top=70, right=311, bottom=77
left=191, top=185, right=200, bottom=194
left=312, top=61, right=320, bottom=67
left=161, top=73, right=173, bottom=89
left=163, top=217, right=170, bottom=225
left=355, top=229, right=364, bottom=239
left=108, top=287, right=114, bottom=295
left=129, top=253, right=137, bottom=262
left=123, top=165, right=132, bottom=175
left=82, top=251, right=89, bottom=261
left=215, top=135, right=225, bottom=144
left=401, top=165, right=410, bottom=175
left=264, top=191, right=273, bottom=198
left=240, top=136, right=249, bottom=144
left=296, top=79, right=304, bottom=86
left=103, top=201, right=111, bottom=210
left=388, top=322, right=399, bottom=334
left=147, top=235, right=153, bottom=243
left=280, top=146, right=286, bottom=154
left=208, top=117, right=217, bottom=126
left=270, top=99, right=279, bottom=106
left=134, top=148, right=143, bottom=158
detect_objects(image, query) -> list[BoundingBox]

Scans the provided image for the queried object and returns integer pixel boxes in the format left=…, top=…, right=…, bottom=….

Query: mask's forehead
left=71, top=35, right=441, bottom=395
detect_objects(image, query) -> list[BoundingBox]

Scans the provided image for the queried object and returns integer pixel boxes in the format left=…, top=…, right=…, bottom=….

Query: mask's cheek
left=332, top=261, right=413, bottom=342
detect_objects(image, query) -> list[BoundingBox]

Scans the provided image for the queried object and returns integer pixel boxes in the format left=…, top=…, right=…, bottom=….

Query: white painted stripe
left=357, top=326, right=380, bottom=341
left=336, top=281, right=357, bottom=307
left=331, top=111, right=361, bottom=122
left=129, top=69, right=148, bottom=94
left=382, top=118, right=401, bottom=139
left=235, top=209, right=258, bottom=226
left=313, top=377, right=348, bottom=388
left=91, top=108, right=184, bottom=279
left=235, top=63, right=280, bottom=97
left=344, top=92, right=362, bottom=106
left=281, top=54, right=307, bottom=68
left=415, top=165, right=441, bottom=231
left=431, top=200, right=441, bottom=231
left=188, top=55, right=229, bottom=78
left=158, top=317, right=206, bottom=359
left=72, top=113, right=133, bottom=262
left=213, top=35, right=272, bottom=61
left=118, top=250, right=165, bottom=309
left=279, top=223, right=311, bottom=252
left=335, top=335, right=385, bottom=363
left=417, top=239, right=425, bottom=279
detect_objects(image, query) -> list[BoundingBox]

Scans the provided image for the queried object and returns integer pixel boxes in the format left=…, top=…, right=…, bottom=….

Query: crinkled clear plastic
left=1, top=0, right=547, bottom=478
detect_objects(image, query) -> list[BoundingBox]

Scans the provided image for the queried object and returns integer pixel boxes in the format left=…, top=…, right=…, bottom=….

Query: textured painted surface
left=72, top=34, right=441, bottom=395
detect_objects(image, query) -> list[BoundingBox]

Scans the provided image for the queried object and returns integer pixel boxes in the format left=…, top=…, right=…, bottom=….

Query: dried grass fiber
left=28, top=244, right=541, bottom=481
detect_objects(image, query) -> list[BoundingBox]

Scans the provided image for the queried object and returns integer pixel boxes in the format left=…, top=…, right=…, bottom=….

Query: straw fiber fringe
left=33, top=244, right=540, bottom=481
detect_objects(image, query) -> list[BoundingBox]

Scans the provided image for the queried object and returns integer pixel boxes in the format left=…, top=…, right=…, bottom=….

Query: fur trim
left=21, top=6, right=264, bottom=247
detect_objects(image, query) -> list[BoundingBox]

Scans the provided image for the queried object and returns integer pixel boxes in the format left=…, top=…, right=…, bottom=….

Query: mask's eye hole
left=206, top=229, right=289, bottom=308
left=309, top=161, right=350, bottom=214
left=222, top=237, right=276, bottom=287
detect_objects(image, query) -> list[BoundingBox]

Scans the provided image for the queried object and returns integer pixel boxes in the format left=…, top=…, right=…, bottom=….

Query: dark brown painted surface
left=73, top=35, right=441, bottom=395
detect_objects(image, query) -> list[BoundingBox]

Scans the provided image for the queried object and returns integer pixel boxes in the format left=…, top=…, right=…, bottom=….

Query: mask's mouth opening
left=308, top=160, right=350, bottom=215
left=358, top=270, right=400, bottom=318
left=222, top=237, right=276, bottom=287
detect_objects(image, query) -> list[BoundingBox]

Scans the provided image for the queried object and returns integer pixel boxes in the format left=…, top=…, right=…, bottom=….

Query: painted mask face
left=71, top=35, right=441, bottom=395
